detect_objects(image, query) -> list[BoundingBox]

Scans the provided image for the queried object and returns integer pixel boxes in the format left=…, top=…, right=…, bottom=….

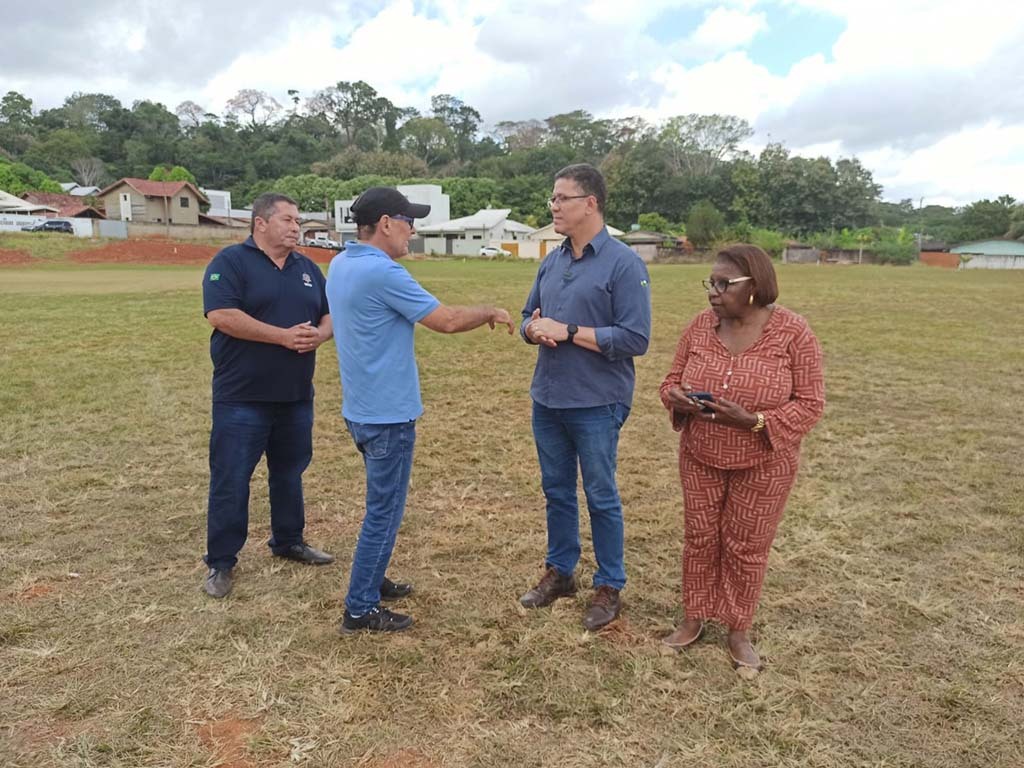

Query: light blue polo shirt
left=326, top=242, right=440, bottom=424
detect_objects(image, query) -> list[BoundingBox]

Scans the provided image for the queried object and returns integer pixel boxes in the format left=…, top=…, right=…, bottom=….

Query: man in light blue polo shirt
left=326, top=186, right=515, bottom=634
left=519, top=164, right=651, bottom=632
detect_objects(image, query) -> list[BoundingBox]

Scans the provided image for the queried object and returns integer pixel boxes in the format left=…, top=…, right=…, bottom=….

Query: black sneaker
left=339, top=607, right=414, bottom=634
left=380, top=576, right=414, bottom=601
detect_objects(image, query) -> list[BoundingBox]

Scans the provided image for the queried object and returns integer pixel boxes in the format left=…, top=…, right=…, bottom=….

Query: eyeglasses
left=390, top=214, right=415, bottom=226
left=702, top=276, right=753, bottom=294
left=547, top=194, right=590, bottom=209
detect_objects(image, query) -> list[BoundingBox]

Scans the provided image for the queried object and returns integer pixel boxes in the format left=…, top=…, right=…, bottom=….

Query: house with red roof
left=20, top=192, right=106, bottom=219
left=97, top=178, right=209, bottom=225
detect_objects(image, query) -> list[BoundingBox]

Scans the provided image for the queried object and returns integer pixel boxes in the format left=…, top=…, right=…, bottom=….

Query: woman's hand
left=664, top=384, right=705, bottom=415
left=701, top=396, right=759, bottom=430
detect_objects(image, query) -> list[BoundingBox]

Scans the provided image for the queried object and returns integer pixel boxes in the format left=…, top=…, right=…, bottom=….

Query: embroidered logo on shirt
left=640, top=279, right=649, bottom=287
left=209, top=273, right=220, bottom=281
left=302, top=272, right=313, bottom=287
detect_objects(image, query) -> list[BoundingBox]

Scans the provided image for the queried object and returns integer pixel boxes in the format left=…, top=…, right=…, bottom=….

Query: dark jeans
left=205, top=400, right=313, bottom=570
left=344, top=419, right=416, bottom=616
left=532, top=401, right=630, bottom=590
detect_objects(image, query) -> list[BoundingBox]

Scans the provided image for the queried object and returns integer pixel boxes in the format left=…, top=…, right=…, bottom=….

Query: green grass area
left=0, top=232, right=112, bottom=260
left=1, top=261, right=1022, bottom=767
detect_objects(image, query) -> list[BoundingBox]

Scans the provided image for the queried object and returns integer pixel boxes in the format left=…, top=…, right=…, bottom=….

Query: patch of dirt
left=19, top=583, right=56, bottom=600
left=196, top=716, right=262, bottom=768
left=0, top=247, right=36, bottom=265
left=70, top=239, right=220, bottom=265
left=369, top=749, right=439, bottom=768
left=65, top=239, right=335, bottom=265
left=597, top=617, right=647, bottom=647
left=8, top=719, right=74, bottom=755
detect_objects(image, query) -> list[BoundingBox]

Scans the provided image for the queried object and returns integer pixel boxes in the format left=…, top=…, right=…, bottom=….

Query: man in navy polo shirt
left=519, top=164, right=651, bottom=631
left=327, top=186, right=514, bottom=634
left=201, top=192, right=335, bottom=599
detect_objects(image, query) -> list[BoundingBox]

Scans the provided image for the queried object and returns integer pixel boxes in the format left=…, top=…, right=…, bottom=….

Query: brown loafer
left=520, top=567, right=577, bottom=608
left=662, top=620, right=704, bottom=650
left=582, top=585, right=621, bottom=631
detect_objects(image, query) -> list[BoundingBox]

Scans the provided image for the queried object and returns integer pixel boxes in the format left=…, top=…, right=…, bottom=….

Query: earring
left=748, top=293, right=754, bottom=306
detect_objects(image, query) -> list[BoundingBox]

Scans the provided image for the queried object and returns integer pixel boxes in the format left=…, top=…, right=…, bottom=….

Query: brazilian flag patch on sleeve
left=209, top=273, right=220, bottom=281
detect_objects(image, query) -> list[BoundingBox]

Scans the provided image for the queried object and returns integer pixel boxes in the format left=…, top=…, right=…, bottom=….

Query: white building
left=417, top=209, right=533, bottom=256
left=334, top=184, right=450, bottom=240
left=526, top=222, right=625, bottom=260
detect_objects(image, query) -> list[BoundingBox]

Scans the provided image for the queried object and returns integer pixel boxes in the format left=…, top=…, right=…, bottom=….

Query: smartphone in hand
left=687, top=391, right=715, bottom=413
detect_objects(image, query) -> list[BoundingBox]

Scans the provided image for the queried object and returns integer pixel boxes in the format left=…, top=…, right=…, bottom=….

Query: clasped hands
left=282, top=322, right=323, bottom=354
left=664, top=384, right=758, bottom=430
left=525, top=308, right=569, bottom=348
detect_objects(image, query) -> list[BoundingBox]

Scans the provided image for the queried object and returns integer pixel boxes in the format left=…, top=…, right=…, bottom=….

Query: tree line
left=1, top=84, right=1021, bottom=258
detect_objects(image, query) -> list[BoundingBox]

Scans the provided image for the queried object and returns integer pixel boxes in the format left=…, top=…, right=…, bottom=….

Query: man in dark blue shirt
left=519, top=164, right=652, bottom=631
left=200, top=193, right=335, bottom=599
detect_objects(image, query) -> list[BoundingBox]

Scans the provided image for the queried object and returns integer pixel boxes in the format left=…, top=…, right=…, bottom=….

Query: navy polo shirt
left=202, top=237, right=329, bottom=403
left=520, top=227, right=651, bottom=409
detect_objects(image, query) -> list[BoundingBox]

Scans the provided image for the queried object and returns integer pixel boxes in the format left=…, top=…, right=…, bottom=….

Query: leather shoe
left=380, top=576, right=413, bottom=601
left=273, top=542, right=334, bottom=565
left=203, top=567, right=233, bottom=599
left=339, top=607, right=414, bottom=634
left=520, top=566, right=577, bottom=608
left=582, top=585, right=621, bottom=631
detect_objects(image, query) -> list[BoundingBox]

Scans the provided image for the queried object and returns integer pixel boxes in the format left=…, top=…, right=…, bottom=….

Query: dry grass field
left=1, top=255, right=1022, bottom=767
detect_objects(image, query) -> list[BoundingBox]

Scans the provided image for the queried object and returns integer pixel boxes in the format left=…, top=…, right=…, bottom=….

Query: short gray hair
left=251, top=193, right=298, bottom=233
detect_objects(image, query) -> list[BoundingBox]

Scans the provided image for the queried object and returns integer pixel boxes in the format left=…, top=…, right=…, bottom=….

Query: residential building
left=527, top=222, right=625, bottom=260
left=952, top=239, right=1024, bottom=269
left=21, top=192, right=105, bottom=219
left=334, top=184, right=450, bottom=240
left=417, top=208, right=532, bottom=256
left=97, top=178, right=208, bottom=225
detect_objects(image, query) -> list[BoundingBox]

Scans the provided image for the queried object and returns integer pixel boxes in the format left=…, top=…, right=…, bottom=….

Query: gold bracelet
left=751, top=412, right=766, bottom=432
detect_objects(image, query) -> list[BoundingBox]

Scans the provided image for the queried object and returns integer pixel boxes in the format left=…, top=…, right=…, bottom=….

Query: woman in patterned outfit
left=659, top=244, right=825, bottom=671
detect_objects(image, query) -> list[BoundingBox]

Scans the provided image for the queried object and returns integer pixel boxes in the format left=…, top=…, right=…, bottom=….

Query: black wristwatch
left=565, top=323, right=578, bottom=344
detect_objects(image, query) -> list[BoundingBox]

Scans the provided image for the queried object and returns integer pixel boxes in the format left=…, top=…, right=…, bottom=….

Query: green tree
left=953, top=196, right=1016, bottom=242
left=400, top=117, right=455, bottom=169
left=637, top=212, right=674, bottom=234
left=312, top=147, right=427, bottom=179
left=658, top=114, right=752, bottom=177
left=686, top=200, right=725, bottom=247
left=149, top=164, right=197, bottom=183
left=431, top=94, right=482, bottom=162
left=0, top=158, right=62, bottom=194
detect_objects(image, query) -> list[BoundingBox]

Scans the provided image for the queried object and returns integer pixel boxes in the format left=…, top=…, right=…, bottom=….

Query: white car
left=479, top=245, right=512, bottom=258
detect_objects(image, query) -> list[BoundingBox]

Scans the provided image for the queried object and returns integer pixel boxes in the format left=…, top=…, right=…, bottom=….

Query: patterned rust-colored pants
left=678, top=447, right=799, bottom=631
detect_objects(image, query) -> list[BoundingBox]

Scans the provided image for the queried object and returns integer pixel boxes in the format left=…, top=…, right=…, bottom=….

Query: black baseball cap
left=350, top=187, right=430, bottom=225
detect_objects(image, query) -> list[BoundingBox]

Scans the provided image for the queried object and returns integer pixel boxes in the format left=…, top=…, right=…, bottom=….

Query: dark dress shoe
left=339, top=607, right=414, bottom=634
left=519, top=566, right=577, bottom=608
left=380, top=576, right=413, bottom=601
left=204, top=568, right=233, bottom=598
left=274, top=542, right=334, bottom=565
left=583, top=585, right=621, bottom=631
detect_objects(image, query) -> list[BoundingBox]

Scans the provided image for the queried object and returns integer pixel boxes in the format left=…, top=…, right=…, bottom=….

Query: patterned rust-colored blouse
left=659, top=306, right=825, bottom=469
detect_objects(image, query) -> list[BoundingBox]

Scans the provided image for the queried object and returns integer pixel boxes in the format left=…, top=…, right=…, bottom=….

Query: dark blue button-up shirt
left=520, top=227, right=651, bottom=408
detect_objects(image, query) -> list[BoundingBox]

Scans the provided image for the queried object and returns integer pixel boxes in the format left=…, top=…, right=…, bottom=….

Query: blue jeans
left=205, top=400, right=313, bottom=570
left=532, top=401, right=630, bottom=590
left=344, top=419, right=416, bottom=616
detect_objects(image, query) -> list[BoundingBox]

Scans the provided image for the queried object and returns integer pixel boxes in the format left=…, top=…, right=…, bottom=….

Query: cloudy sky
left=4, top=0, right=1023, bottom=205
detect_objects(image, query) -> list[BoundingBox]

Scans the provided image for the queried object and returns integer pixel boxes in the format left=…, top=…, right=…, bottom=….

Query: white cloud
left=2, top=0, right=1024, bottom=203
left=681, top=7, right=768, bottom=59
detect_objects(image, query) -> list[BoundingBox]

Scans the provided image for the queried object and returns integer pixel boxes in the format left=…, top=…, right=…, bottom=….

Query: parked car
left=479, top=245, right=512, bottom=258
left=20, top=219, right=74, bottom=234
left=304, top=237, right=341, bottom=249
